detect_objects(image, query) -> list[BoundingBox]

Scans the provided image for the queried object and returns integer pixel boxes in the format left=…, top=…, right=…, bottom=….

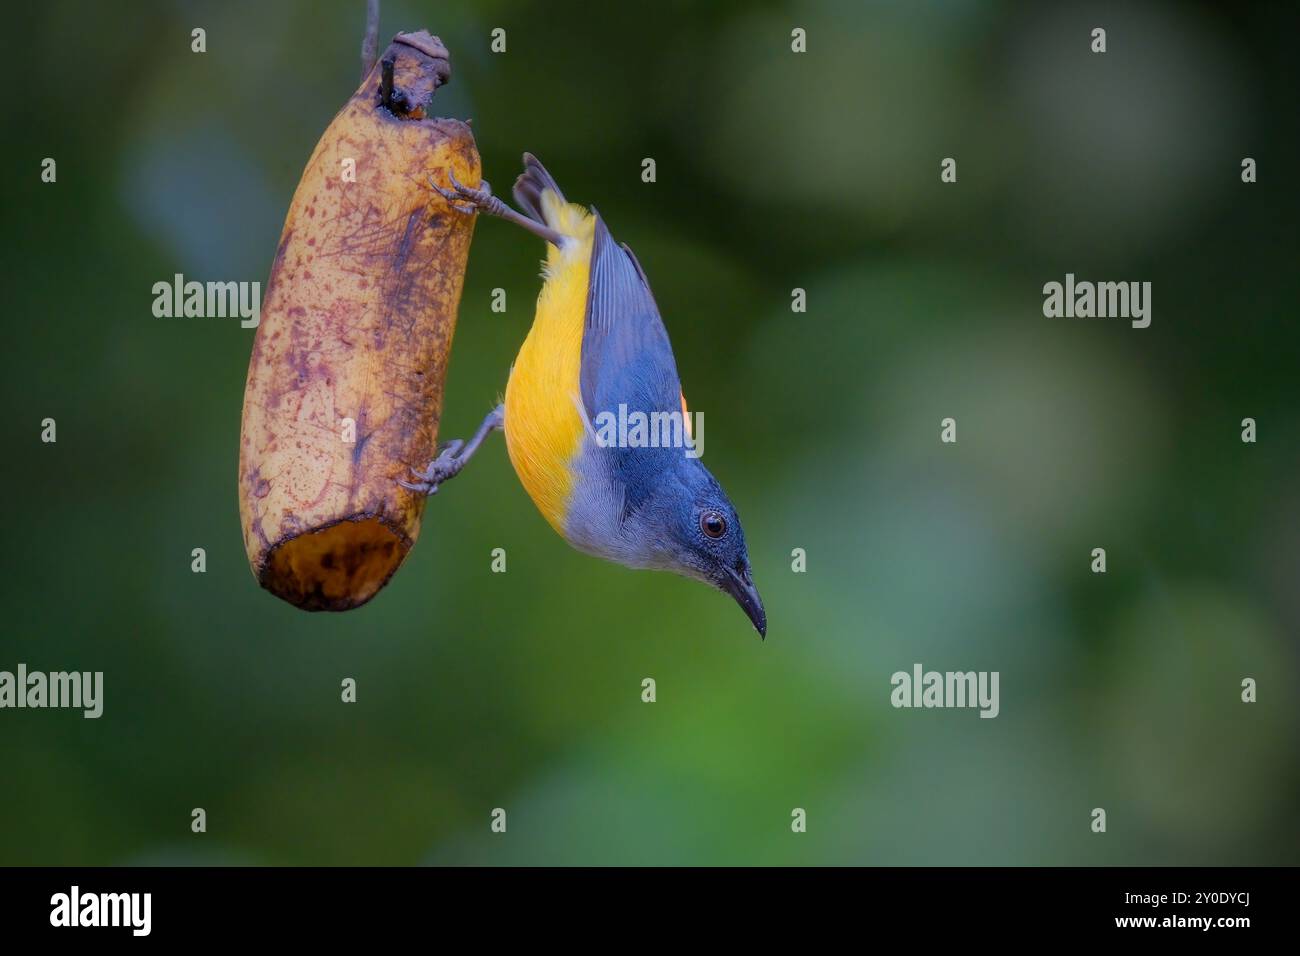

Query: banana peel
left=238, top=31, right=478, bottom=611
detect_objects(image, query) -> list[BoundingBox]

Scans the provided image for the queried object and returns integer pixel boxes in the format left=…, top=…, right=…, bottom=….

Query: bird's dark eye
left=700, top=511, right=727, bottom=539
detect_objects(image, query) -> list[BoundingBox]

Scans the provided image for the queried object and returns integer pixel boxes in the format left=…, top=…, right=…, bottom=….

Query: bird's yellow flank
left=503, top=190, right=596, bottom=532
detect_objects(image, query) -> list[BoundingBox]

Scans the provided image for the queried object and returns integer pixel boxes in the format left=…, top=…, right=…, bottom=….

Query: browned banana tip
left=375, top=30, right=451, bottom=118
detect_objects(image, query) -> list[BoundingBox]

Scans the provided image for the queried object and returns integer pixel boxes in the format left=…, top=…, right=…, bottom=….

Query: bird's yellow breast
left=504, top=202, right=596, bottom=532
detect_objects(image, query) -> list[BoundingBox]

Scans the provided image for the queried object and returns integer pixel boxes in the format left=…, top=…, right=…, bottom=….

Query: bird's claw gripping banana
left=398, top=442, right=465, bottom=494
left=433, top=169, right=569, bottom=247
left=429, top=171, right=493, bottom=213
left=397, top=403, right=505, bottom=499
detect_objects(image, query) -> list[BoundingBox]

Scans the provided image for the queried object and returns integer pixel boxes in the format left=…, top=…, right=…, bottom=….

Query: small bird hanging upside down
left=401, top=154, right=766, bottom=637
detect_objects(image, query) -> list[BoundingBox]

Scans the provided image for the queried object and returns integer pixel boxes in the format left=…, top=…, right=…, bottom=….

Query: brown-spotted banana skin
left=238, top=38, right=478, bottom=611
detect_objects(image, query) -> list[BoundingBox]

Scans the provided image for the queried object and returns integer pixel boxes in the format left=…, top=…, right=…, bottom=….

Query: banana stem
left=360, top=0, right=380, bottom=80
left=380, top=55, right=396, bottom=110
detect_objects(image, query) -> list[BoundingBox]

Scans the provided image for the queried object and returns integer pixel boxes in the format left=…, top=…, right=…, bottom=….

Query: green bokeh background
left=2, top=0, right=1297, bottom=865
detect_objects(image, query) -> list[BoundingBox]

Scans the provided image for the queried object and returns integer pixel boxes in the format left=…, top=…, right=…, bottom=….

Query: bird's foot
left=397, top=439, right=466, bottom=495
left=429, top=172, right=498, bottom=217
left=432, top=172, right=570, bottom=247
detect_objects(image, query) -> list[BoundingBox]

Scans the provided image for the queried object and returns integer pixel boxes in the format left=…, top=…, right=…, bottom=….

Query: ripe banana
left=239, top=31, right=478, bottom=610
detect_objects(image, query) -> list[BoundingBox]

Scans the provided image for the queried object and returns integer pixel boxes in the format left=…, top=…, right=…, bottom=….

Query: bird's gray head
left=622, top=459, right=765, bottom=637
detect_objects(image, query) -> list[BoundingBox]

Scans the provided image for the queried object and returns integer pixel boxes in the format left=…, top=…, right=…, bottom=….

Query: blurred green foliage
left=0, top=0, right=1296, bottom=865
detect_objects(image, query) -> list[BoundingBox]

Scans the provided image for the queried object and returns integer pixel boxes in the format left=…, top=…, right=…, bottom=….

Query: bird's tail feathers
left=513, top=153, right=589, bottom=238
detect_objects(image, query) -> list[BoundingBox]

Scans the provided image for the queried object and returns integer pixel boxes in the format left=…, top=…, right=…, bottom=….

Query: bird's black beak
left=723, top=563, right=766, bottom=638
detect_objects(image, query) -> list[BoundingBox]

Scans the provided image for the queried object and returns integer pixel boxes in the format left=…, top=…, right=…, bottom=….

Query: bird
left=401, top=153, right=765, bottom=637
